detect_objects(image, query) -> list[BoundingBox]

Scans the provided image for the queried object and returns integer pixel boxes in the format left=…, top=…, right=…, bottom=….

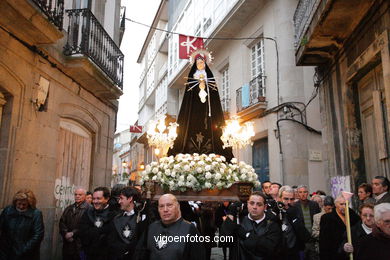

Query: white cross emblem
left=180, top=36, right=197, bottom=55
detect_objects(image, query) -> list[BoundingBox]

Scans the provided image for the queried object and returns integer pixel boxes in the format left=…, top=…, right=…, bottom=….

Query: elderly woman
left=342, top=203, right=375, bottom=258
left=0, top=189, right=44, bottom=260
left=356, top=203, right=390, bottom=259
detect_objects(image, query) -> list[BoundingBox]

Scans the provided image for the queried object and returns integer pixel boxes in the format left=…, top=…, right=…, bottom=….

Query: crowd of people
left=0, top=176, right=390, bottom=260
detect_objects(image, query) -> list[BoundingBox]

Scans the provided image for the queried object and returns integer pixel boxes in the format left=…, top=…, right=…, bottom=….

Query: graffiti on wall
left=54, top=176, right=75, bottom=210
left=330, top=175, right=351, bottom=198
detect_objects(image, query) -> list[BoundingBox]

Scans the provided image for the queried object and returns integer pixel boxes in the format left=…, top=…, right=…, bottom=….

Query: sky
left=117, top=0, right=161, bottom=133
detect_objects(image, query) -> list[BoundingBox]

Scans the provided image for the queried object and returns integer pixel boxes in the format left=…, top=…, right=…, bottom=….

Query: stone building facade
left=294, top=0, right=390, bottom=194
left=0, top=0, right=123, bottom=258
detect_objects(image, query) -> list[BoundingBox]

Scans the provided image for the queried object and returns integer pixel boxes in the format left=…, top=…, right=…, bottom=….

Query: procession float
left=140, top=46, right=260, bottom=201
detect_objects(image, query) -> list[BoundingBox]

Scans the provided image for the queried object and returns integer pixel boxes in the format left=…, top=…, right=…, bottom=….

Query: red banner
left=179, top=34, right=204, bottom=59
left=130, top=125, right=143, bottom=133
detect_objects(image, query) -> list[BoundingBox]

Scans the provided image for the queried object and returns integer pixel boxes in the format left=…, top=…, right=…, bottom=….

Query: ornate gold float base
left=144, top=182, right=253, bottom=202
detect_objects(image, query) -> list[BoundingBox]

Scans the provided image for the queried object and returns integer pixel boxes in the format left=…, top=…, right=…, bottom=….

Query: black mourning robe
left=78, top=206, right=117, bottom=260
left=167, top=62, right=234, bottom=162
left=221, top=215, right=282, bottom=260
left=145, top=218, right=206, bottom=260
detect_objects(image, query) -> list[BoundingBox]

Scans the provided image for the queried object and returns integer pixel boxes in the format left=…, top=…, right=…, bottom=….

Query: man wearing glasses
left=356, top=203, right=390, bottom=259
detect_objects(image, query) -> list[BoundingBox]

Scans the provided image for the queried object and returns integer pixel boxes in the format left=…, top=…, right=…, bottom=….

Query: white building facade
left=135, top=0, right=326, bottom=191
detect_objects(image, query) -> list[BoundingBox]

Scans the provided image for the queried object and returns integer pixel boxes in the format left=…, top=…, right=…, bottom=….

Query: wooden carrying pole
left=342, top=191, right=354, bottom=260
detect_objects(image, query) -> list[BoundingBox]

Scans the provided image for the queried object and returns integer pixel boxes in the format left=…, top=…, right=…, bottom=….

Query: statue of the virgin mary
left=168, top=49, right=234, bottom=162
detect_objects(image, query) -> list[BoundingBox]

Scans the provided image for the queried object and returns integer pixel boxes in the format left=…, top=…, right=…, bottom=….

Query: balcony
left=236, top=74, right=267, bottom=121
left=294, top=0, right=376, bottom=65
left=64, top=9, right=124, bottom=93
left=31, top=0, right=64, bottom=29
left=0, top=0, right=64, bottom=44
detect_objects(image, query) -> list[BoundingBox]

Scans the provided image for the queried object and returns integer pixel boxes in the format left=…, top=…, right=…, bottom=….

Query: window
left=250, top=38, right=266, bottom=102
left=220, top=67, right=230, bottom=112
left=250, top=39, right=264, bottom=79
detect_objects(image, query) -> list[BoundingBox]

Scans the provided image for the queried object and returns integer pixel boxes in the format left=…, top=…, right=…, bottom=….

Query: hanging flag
left=130, top=125, right=143, bottom=133
left=179, top=34, right=204, bottom=59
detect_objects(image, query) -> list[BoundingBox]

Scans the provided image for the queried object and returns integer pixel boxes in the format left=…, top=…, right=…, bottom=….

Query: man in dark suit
left=78, top=187, right=117, bottom=260
left=107, top=186, right=148, bottom=260
left=371, top=176, right=390, bottom=204
left=294, top=185, right=320, bottom=259
left=319, top=195, right=360, bottom=260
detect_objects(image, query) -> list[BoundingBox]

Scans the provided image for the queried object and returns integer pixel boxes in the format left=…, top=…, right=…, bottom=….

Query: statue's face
left=196, top=58, right=205, bottom=70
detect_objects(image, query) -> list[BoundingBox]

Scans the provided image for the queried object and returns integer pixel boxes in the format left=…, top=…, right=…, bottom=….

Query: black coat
left=221, top=215, right=282, bottom=260
left=59, top=201, right=90, bottom=256
left=78, top=206, right=117, bottom=260
left=0, top=206, right=44, bottom=260
left=281, top=206, right=312, bottom=259
left=319, top=209, right=360, bottom=260
left=356, top=226, right=390, bottom=259
left=106, top=212, right=148, bottom=260
left=339, top=221, right=371, bottom=258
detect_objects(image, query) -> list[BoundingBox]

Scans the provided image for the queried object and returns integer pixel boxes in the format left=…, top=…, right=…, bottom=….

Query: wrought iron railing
left=293, top=0, right=321, bottom=48
left=236, top=74, right=266, bottom=112
left=31, top=0, right=64, bottom=29
left=64, top=9, right=124, bottom=88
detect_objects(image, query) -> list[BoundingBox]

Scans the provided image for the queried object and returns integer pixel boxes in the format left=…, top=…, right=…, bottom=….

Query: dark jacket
left=319, top=209, right=360, bottom=260
left=339, top=221, right=371, bottom=258
left=294, top=200, right=321, bottom=229
left=59, top=201, right=90, bottom=256
left=375, top=192, right=390, bottom=205
left=280, top=206, right=312, bottom=260
left=106, top=211, right=148, bottom=260
left=0, top=206, right=44, bottom=260
left=356, top=226, right=390, bottom=259
left=221, top=215, right=282, bottom=260
left=78, top=206, right=117, bottom=260
left=145, top=218, right=206, bottom=260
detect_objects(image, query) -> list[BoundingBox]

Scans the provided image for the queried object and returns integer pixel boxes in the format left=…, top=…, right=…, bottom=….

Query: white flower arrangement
left=140, top=153, right=261, bottom=192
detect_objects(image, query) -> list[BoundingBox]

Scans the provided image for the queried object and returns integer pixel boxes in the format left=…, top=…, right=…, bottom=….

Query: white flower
left=196, top=167, right=203, bottom=173
left=205, top=165, right=211, bottom=171
left=184, top=165, right=190, bottom=171
left=215, top=173, right=222, bottom=180
left=209, top=153, right=216, bottom=158
left=152, top=167, right=158, bottom=174
left=205, top=182, right=212, bottom=189
left=231, top=158, right=238, bottom=164
left=152, top=176, right=157, bottom=181
left=145, top=165, right=152, bottom=172
left=205, top=172, right=212, bottom=179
